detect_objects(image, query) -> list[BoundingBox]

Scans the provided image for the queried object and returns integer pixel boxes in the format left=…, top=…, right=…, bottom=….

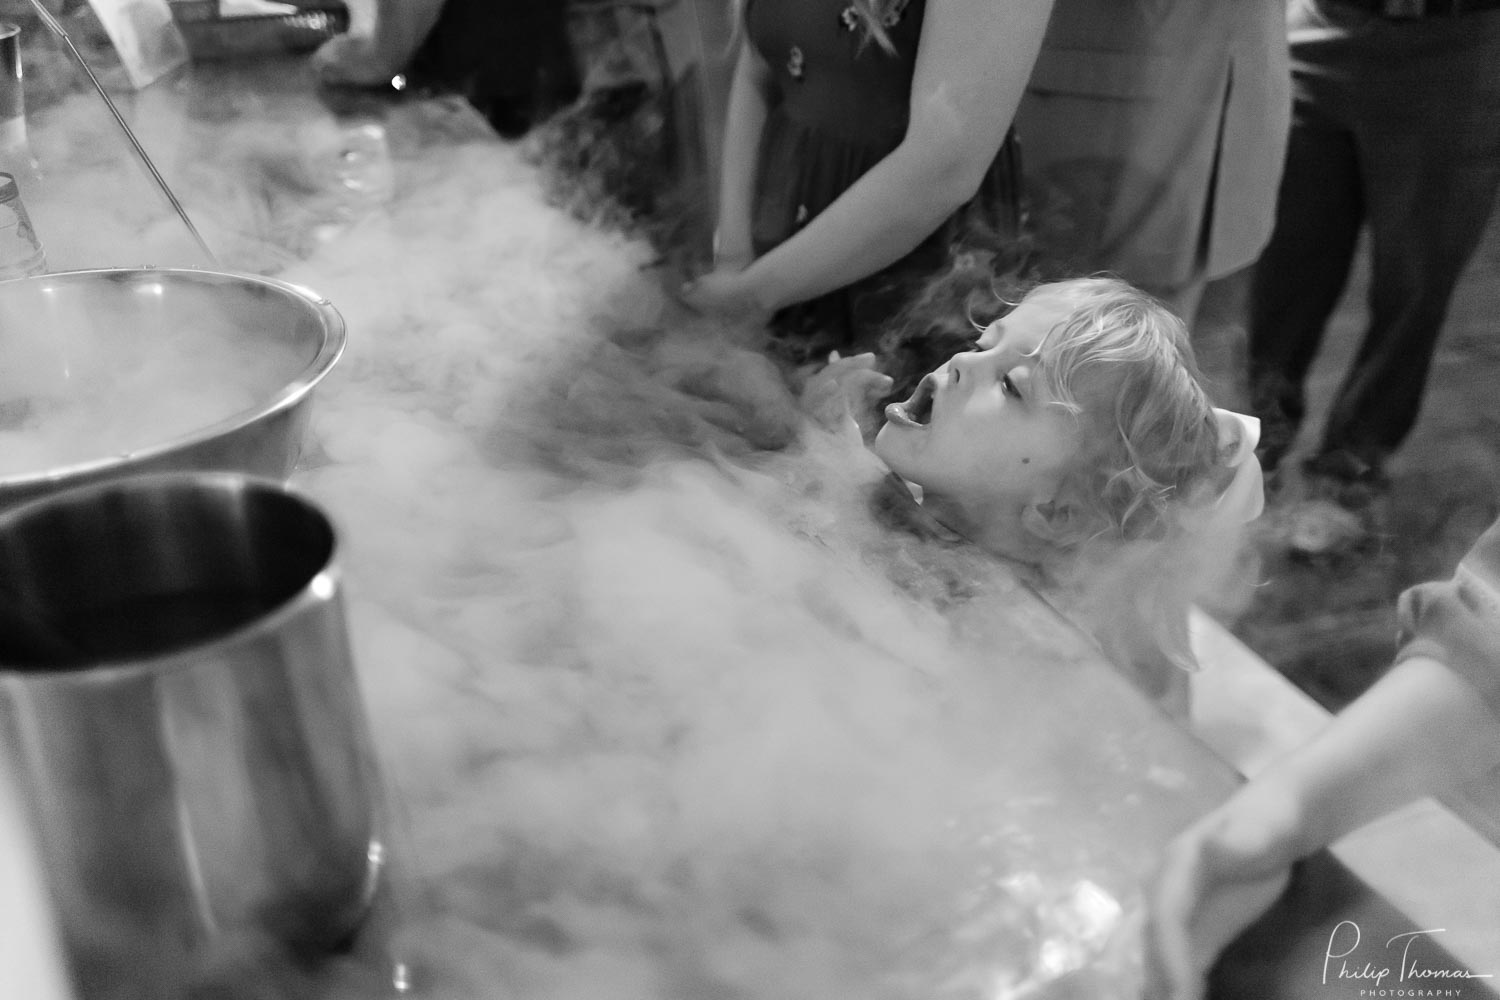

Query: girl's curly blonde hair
left=1013, top=277, right=1248, bottom=696
left=1022, top=277, right=1228, bottom=545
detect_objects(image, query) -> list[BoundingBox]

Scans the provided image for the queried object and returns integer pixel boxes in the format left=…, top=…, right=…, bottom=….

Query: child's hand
left=801, top=352, right=894, bottom=442
left=1142, top=785, right=1301, bottom=1000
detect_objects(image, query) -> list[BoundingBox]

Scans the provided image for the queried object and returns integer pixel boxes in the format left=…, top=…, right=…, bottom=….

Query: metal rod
left=25, top=0, right=218, bottom=265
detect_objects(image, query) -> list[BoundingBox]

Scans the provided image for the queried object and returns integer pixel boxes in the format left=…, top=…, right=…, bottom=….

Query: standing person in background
left=679, top=0, right=1054, bottom=367
left=1015, top=0, right=1290, bottom=326
left=1143, top=514, right=1500, bottom=1000
left=311, top=0, right=579, bottom=138
left=1246, top=0, right=1500, bottom=505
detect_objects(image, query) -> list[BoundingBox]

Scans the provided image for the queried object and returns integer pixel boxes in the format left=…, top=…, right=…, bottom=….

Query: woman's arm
left=714, top=39, right=774, bottom=269
left=684, top=0, right=1056, bottom=316
left=1144, top=654, right=1500, bottom=1000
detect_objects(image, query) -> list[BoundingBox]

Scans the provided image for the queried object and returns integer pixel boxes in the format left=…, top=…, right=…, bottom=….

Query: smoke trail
left=5, top=97, right=1231, bottom=998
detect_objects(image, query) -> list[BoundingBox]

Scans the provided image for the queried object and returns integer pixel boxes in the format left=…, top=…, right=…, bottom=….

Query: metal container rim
left=0, top=469, right=346, bottom=684
left=0, top=266, right=347, bottom=492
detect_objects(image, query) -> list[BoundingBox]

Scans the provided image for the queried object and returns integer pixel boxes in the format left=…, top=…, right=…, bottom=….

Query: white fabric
left=1211, top=407, right=1265, bottom=525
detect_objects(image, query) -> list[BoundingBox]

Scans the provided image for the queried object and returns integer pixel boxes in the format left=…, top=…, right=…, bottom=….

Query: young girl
left=815, top=276, right=1264, bottom=712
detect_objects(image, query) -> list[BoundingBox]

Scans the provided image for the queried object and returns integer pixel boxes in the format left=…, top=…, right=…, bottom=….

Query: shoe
left=1302, top=448, right=1389, bottom=486
left=1283, top=498, right=1368, bottom=558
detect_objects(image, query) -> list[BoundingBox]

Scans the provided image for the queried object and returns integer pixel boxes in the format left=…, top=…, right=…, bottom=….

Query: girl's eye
left=1001, top=373, right=1020, bottom=399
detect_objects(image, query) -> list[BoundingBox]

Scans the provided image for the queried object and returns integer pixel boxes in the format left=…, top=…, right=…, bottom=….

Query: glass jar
left=0, top=171, right=44, bottom=279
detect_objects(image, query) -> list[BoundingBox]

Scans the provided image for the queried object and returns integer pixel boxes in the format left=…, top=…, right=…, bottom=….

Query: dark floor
left=1193, top=210, right=1500, bottom=711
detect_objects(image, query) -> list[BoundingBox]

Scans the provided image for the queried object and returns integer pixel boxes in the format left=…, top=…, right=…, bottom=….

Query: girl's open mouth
left=884, top=374, right=937, bottom=429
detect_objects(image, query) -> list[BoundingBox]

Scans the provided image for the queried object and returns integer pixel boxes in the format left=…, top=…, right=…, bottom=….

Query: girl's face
left=873, top=290, right=1085, bottom=523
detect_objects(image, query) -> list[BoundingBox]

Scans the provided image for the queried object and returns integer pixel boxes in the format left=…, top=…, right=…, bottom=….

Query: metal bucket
left=0, top=267, right=346, bottom=515
left=0, top=472, right=383, bottom=998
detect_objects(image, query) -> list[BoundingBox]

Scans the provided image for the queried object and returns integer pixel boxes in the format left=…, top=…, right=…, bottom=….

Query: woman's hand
left=1142, top=787, right=1302, bottom=1000
left=678, top=266, right=773, bottom=325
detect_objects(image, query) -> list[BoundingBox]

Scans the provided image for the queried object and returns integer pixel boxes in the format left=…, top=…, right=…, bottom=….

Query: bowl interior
left=0, top=269, right=342, bottom=485
left=0, top=472, right=337, bottom=670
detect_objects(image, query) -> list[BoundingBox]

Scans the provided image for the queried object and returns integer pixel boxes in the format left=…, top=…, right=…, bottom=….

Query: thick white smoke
left=5, top=89, right=1233, bottom=999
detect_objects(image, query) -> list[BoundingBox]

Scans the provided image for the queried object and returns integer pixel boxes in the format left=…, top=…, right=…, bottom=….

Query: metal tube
left=0, top=23, right=22, bottom=123
left=23, top=0, right=219, bottom=265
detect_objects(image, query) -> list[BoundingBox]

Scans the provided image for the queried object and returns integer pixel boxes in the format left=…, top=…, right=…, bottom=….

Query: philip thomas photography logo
left=1320, top=920, right=1495, bottom=998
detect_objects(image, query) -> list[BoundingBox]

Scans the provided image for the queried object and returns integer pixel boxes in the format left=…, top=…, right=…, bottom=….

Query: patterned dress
left=744, top=0, right=1022, bottom=363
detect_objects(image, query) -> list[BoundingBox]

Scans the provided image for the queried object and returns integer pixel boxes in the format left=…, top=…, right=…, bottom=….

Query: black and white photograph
left=0, top=1, right=1497, bottom=997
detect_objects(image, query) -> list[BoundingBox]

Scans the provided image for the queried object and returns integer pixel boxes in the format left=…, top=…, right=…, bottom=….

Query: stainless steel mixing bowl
left=0, top=267, right=345, bottom=512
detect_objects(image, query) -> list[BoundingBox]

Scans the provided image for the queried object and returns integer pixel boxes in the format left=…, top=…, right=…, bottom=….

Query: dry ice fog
left=0, top=89, right=1242, bottom=1000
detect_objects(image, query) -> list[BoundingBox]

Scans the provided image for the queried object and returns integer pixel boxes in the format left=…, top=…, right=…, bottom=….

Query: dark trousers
left=410, top=0, right=581, bottom=137
left=1249, top=0, right=1500, bottom=475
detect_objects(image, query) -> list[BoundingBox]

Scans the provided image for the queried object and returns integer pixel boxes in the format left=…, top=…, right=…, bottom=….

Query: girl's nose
left=948, top=350, right=985, bottom=383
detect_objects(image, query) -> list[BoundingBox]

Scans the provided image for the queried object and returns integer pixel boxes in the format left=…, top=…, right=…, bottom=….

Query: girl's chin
left=870, top=427, right=900, bottom=466
left=871, top=450, right=919, bottom=487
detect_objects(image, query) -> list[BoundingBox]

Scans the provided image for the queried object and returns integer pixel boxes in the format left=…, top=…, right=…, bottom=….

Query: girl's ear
left=1020, top=498, right=1086, bottom=546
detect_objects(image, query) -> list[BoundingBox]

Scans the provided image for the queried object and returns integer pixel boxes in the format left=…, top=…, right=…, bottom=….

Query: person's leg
left=412, top=0, right=581, bottom=137
left=1141, top=279, right=1207, bottom=331
left=1247, top=100, right=1364, bottom=473
left=1313, top=14, right=1500, bottom=477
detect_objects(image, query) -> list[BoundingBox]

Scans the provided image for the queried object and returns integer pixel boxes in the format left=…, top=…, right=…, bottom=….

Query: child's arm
left=681, top=0, right=1055, bottom=317
left=1144, top=654, right=1500, bottom=1000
